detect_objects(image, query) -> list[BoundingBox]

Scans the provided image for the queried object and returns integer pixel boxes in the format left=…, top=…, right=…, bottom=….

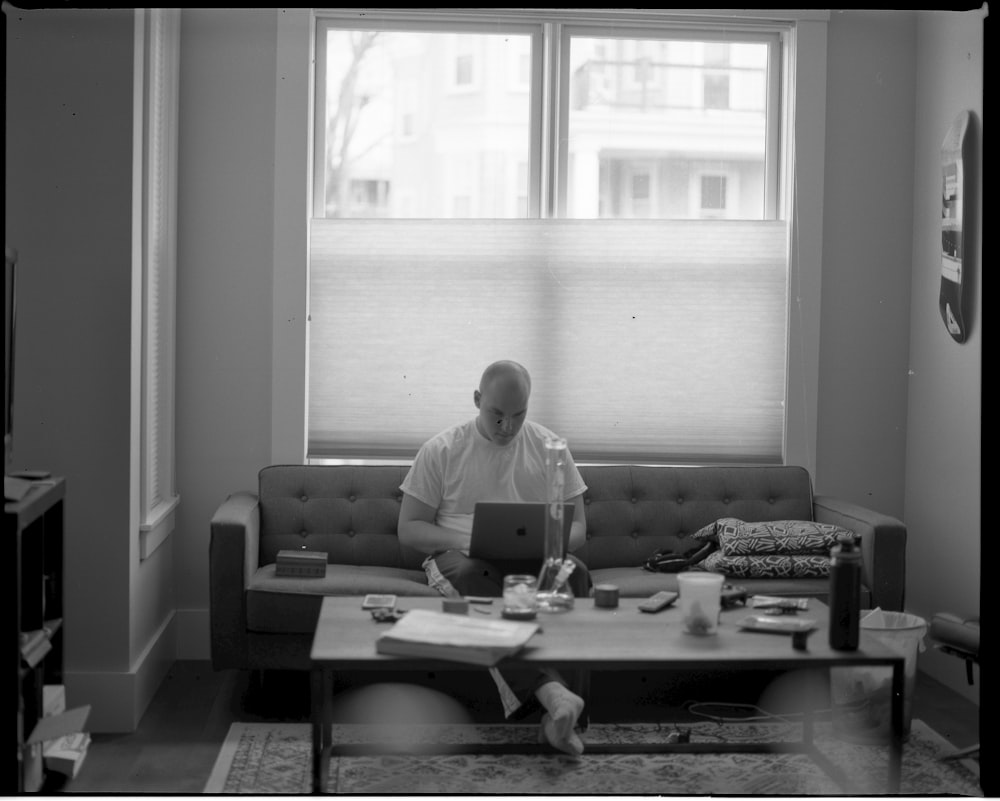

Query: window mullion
left=540, top=22, right=565, bottom=219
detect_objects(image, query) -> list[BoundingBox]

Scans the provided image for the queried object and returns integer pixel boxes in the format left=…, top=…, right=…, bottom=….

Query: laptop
left=468, top=502, right=574, bottom=562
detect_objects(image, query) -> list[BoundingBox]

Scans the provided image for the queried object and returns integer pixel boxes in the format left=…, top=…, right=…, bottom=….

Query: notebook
left=468, top=502, right=574, bottom=562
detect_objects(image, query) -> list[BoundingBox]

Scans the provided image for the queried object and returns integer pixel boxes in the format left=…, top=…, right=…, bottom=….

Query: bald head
left=479, top=360, right=532, bottom=395
left=474, top=361, right=531, bottom=446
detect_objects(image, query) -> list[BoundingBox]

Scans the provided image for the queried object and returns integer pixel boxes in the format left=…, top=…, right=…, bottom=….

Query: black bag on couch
left=642, top=541, right=716, bottom=573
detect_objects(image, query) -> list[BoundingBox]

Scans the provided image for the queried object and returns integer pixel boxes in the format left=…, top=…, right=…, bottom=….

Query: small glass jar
left=502, top=574, right=538, bottom=620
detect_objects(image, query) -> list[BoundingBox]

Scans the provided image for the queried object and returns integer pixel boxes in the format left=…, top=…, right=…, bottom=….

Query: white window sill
left=140, top=495, right=180, bottom=561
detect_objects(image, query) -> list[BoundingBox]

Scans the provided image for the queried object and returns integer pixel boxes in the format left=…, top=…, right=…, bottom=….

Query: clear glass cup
left=677, top=572, right=725, bottom=635
left=502, top=574, right=538, bottom=620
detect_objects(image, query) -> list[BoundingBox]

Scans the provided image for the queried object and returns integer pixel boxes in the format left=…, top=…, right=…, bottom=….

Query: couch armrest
left=813, top=495, right=906, bottom=611
left=209, top=492, right=260, bottom=670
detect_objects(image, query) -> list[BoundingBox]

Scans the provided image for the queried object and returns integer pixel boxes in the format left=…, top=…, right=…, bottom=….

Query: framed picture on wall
left=940, top=110, right=971, bottom=343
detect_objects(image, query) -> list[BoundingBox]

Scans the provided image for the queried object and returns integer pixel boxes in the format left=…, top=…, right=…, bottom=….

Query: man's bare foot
left=534, top=681, right=585, bottom=755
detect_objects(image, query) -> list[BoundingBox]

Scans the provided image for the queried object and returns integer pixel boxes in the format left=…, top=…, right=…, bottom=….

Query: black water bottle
left=828, top=538, right=861, bottom=650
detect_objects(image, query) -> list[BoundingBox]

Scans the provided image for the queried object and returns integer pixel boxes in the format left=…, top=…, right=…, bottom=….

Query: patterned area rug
left=205, top=718, right=981, bottom=795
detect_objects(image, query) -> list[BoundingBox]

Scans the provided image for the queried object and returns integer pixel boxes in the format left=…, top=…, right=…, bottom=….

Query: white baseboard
left=65, top=613, right=177, bottom=733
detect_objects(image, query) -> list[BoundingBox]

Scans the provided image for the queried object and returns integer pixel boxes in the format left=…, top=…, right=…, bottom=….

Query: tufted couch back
left=258, top=465, right=424, bottom=570
left=256, top=463, right=814, bottom=571
left=575, top=464, right=813, bottom=569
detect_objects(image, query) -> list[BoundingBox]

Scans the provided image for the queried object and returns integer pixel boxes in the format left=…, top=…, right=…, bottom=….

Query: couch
left=210, top=464, right=906, bottom=672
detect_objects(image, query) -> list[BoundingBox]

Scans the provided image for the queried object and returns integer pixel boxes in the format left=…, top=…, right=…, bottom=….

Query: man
left=398, top=360, right=590, bottom=755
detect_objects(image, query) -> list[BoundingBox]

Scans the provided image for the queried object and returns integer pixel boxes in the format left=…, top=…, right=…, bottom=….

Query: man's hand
left=398, top=493, right=470, bottom=554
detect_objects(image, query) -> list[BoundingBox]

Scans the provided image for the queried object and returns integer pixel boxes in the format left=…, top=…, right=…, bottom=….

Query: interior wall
left=5, top=7, right=177, bottom=731
left=814, top=11, right=916, bottom=521
left=173, top=9, right=277, bottom=630
left=903, top=8, right=983, bottom=704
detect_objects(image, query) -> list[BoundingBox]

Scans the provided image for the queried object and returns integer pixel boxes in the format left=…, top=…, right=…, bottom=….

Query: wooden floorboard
left=58, top=660, right=980, bottom=794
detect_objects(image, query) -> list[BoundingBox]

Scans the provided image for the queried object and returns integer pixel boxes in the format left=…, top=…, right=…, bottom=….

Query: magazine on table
left=375, top=608, right=540, bottom=666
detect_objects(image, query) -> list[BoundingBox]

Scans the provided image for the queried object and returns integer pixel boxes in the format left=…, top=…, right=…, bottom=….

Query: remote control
left=638, top=590, right=679, bottom=613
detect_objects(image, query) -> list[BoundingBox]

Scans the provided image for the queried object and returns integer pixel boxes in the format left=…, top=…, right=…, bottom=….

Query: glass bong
left=536, top=436, right=575, bottom=612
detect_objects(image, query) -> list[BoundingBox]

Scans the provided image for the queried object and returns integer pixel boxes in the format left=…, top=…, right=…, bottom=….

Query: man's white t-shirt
left=400, top=418, right=587, bottom=545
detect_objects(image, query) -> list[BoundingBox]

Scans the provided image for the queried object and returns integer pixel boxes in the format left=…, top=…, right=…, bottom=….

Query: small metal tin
left=594, top=583, right=620, bottom=609
left=442, top=598, right=470, bottom=615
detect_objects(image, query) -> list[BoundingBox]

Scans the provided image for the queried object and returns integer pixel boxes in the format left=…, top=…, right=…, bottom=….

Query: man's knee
left=433, top=550, right=502, bottom=595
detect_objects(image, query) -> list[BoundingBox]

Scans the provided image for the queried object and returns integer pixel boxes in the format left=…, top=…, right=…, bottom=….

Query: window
left=309, top=10, right=790, bottom=464
left=703, top=73, right=730, bottom=109
left=136, top=8, right=180, bottom=558
left=700, top=174, right=727, bottom=212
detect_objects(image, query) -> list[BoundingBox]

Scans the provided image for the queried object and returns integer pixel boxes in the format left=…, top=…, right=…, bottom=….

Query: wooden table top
left=311, top=595, right=903, bottom=673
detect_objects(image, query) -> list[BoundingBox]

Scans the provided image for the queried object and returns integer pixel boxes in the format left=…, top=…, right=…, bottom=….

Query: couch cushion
left=256, top=465, right=426, bottom=571
left=247, top=564, right=437, bottom=634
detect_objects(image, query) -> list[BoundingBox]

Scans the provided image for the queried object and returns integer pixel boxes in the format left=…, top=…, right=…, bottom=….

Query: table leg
left=888, top=659, right=904, bottom=793
left=311, top=667, right=333, bottom=794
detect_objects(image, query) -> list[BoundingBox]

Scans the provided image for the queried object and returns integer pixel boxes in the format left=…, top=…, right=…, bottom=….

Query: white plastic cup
left=677, top=572, right=725, bottom=635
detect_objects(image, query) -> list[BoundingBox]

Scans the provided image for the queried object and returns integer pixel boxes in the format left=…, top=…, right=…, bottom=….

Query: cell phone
left=361, top=594, right=397, bottom=610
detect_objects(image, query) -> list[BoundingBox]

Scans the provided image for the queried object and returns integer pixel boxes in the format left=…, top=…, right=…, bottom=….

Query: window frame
left=274, top=8, right=831, bottom=471
left=313, top=12, right=782, bottom=222
left=312, top=15, right=545, bottom=219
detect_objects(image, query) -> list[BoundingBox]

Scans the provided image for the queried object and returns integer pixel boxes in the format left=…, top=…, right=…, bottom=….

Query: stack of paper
left=376, top=609, right=539, bottom=666
left=27, top=705, right=91, bottom=784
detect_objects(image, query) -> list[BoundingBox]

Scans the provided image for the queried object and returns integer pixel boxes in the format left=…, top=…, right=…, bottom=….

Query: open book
left=375, top=609, right=540, bottom=666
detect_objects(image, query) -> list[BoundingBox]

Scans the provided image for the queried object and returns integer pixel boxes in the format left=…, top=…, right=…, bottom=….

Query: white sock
left=534, top=681, right=585, bottom=755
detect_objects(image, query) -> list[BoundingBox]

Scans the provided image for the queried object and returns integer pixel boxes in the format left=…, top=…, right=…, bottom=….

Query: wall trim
left=64, top=612, right=176, bottom=733
left=139, top=494, right=179, bottom=560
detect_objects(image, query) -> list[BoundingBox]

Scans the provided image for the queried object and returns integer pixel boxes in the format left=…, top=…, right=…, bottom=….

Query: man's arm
left=568, top=493, right=587, bottom=553
left=398, top=493, right=470, bottom=554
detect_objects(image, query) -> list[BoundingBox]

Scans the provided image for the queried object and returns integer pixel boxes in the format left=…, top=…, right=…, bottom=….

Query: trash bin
left=830, top=609, right=927, bottom=743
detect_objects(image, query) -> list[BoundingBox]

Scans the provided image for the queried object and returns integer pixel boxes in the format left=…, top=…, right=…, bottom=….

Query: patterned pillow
left=699, top=551, right=832, bottom=578
left=714, top=517, right=854, bottom=557
left=690, top=520, right=720, bottom=543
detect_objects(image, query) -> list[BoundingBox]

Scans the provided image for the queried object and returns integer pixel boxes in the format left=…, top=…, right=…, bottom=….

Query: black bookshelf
left=10, top=477, right=66, bottom=792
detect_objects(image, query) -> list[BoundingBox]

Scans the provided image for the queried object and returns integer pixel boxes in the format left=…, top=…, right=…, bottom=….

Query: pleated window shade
left=308, top=217, right=788, bottom=463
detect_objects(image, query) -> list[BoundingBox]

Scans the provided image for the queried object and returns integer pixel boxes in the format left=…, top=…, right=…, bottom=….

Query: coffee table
left=310, top=596, right=905, bottom=794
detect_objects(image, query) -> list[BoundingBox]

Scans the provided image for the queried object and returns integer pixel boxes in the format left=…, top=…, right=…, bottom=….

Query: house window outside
left=454, top=53, right=474, bottom=87
left=309, top=11, right=789, bottom=463
left=701, top=174, right=727, bottom=212
left=703, top=73, right=730, bottom=109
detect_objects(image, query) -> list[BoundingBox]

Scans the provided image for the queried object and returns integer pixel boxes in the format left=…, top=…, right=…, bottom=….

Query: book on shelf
left=375, top=608, right=540, bottom=667
left=22, top=742, right=44, bottom=792
left=20, top=619, right=64, bottom=668
left=275, top=549, right=327, bottom=578
left=44, top=684, right=66, bottom=717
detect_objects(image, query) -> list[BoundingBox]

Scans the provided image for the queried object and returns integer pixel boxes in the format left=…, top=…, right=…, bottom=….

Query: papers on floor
left=26, top=693, right=91, bottom=781
left=375, top=608, right=539, bottom=666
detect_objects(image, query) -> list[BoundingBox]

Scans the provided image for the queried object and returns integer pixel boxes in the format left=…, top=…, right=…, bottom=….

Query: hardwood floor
left=53, top=658, right=983, bottom=795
